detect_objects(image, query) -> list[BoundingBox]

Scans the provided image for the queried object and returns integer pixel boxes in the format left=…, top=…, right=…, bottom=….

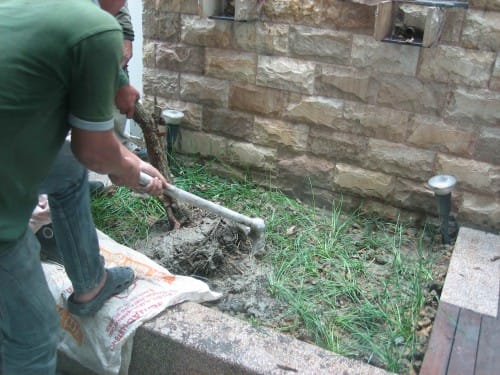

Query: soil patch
left=136, top=206, right=452, bottom=374
left=137, top=207, right=287, bottom=324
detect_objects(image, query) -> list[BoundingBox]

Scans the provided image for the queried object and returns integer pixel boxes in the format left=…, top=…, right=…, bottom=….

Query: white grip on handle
left=139, top=172, right=265, bottom=236
left=139, top=171, right=153, bottom=187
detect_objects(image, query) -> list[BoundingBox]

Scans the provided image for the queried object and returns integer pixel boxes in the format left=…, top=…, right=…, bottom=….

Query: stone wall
left=142, top=0, right=500, bottom=232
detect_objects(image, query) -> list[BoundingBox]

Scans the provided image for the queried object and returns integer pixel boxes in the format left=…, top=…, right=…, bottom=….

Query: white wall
left=128, top=0, right=143, bottom=138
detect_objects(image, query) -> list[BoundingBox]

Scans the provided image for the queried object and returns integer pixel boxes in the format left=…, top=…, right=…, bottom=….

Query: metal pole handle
left=139, top=172, right=266, bottom=235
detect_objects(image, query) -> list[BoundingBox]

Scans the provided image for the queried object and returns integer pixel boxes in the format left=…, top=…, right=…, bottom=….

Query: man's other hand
left=115, top=84, right=139, bottom=118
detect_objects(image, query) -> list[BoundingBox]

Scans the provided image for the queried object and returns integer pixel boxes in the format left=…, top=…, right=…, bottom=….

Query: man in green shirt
left=0, top=1, right=167, bottom=373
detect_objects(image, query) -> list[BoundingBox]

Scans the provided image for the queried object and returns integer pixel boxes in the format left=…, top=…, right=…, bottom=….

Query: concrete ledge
left=128, top=302, right=389, bottom=375
left=58, top=301, right=390, bottom=374
left=440, top=227, right=500, bottom=317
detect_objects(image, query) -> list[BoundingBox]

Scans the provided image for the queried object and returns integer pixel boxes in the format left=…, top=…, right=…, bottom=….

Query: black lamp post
left=161, top=109, right=184, bottom=155
left=427, top=175, right=457, bottom=244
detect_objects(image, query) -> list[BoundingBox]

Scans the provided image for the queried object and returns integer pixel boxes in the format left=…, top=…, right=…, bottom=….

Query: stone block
left=309, top=126, right=367, bottom=162
left=289, top=26, right=352, bottom=65
left=259, top=0, right=302, bottom=24
left=178, top=129, right=228, bottom=159
left=491, top=57, right=500, bottom=90
left=393, top=178, right=436, bottom=211
left=205, top=48, right=257, bottom=83
left=445, top=87, right=500, bottom=126
left=257, top=55, right=316, bottom=94
left=399, top=4, right=427, bottom=30
left=156, top=43, right=204, bottom=74
left=157, top=0, right=181, bottom=12
left=233, top=22, right=257, bottom=52
left=436, top=154, right=500, bottom=194
left=157, top=12, right=181, bottom=42
left=206, top=161, right=249, bottom=182
left=143, top=9, right=158, bottom=40
left=467, top=0, right=500, bottom=11
left=180, top=74, right=229, bottom=107
left=277, top=154, right=335, bottom=187
left=462, top=10, right=500, bottom=51
left=352, top=35, right=420, bottom=76
left=234, top=0, right=259, bottom=21
left=418, top=45, right=495, bottom=88
left=475, top=127, right=500, bottom=165
left=203, top=107, right=254, bottom=139
left=365, top=139, right=435, bottom=180
left=180, top=0, right=199, bottom=14
left=143, top=68, right=179, bottom=98
left=407, top=115, right=474, bottom=156
left=142, top=0, right=156, bottom=10
left=142, top=40, right=156, bottom=69
left=228, top=142, right=277, bottom=170
left=460, top=193, right=500, bottom=232
left=298, top=0, right=318, bottom=26
left=255, top=23, right=289, bottom=55
left=199, top=0, right=222, bottom=17
left=253, top=116, right=309, bottom=151
left=181, top=15, right=232, bottom=48
left=440, top=8, right=466, bottom=45
left=361, top=201, right=418, bottom=224
left=315, top=64, right=376, bottom=103
left=155, top=98, right=203, bottom=131
left=343, top=101, right=409, bottom=142
left=334, top=163, right=394, bottom=199
left=375, top=75, right=448, bottom=115
left=423, top=8, right=446, bottom=48
left=229, top=84, right=287, bottom=116
left=285, top=95, right=343, bottom=128
left=305, top=0, right=375, bottom=31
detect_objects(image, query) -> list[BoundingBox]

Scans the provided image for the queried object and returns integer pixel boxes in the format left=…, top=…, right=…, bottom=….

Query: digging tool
left=139, top=172, right=266, bottom=252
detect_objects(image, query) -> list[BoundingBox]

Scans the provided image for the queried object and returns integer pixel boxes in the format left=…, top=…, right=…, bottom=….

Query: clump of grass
left=91, top=158, right=439, bottom=373
left=90, top=187, right=166, bottom=247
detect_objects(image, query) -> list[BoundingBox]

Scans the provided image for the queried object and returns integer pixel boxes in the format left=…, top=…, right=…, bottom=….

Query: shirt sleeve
left=115, top=5, right=135, bottom=41
left=118, top=67, right=129, bottom=88
left=68, top=30, right=123, bottom=131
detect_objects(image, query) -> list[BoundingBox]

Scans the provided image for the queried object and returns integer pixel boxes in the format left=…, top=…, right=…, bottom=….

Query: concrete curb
left=128, top=302, right=390, bottom=375
left=59, top=301, right=390, bottom=374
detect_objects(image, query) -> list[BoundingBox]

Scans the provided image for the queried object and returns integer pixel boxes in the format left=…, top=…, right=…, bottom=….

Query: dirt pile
left=136, top=207, right=290, bottom=323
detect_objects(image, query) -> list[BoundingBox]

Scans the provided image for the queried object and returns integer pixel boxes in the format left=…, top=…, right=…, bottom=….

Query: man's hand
left=108, top=157, right=167, bottom=197
left=115, top=84, right=139, bottom=118
left=71, top=128, right=167, bottom=196
left=121, top=39, right=133, bottom=68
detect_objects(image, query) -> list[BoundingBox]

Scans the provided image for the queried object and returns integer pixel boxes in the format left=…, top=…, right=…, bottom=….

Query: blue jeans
left=0, top=231, right=60, bottom=375
left=0, top=141, right=105, bottom=374
left=39, top=141, right=105, bottom=294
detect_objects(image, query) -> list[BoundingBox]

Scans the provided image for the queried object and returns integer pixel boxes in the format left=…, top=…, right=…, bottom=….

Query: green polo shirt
left=0, top=0, right=124, bottom=250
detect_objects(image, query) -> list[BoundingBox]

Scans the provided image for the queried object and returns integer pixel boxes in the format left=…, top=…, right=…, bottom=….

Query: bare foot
left=72, top=271, right=107, bottom=303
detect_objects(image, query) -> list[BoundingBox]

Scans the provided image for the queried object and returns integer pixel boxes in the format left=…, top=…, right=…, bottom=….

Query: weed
left=91, top=158, right=439, bottom=373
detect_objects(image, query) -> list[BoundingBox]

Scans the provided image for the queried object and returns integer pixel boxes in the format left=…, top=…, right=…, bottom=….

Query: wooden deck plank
left=420, top=301, right=460, bottom=375
left=475, top=287, right=500, bottom=375
left=447, top=308, right=482, bottom=375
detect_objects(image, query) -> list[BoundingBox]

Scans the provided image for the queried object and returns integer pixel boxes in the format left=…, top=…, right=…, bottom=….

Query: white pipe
left=140, top=172, right=265, bottom=241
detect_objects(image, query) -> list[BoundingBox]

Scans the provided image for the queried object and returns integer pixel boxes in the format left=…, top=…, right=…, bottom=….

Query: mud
left=136, top=206, right=451, bottom=374
left=136, top=207, right=290, bottom=323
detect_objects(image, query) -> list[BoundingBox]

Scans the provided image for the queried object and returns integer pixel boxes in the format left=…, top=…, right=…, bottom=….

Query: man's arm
left=114, top=4, right=136, bottom=110
left=115, top=4, right=134, bottom=68
left=68, top=29, right=165, bottom=194
left=115, top=5, right=134, bottom=42
left=70, top=128, right=165, bottom=195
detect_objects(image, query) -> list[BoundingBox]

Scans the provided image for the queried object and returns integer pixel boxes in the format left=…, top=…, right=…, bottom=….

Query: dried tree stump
left=133, top=102, right=182, bottom=229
